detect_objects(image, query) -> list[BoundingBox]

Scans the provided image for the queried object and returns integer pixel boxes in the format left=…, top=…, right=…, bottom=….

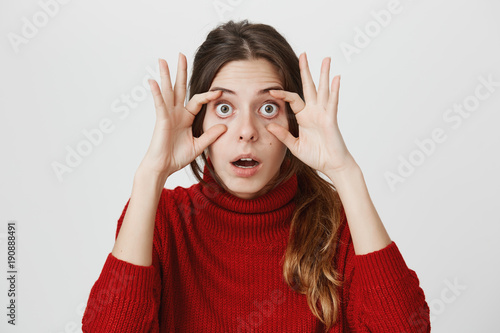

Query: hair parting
left=188, top=19, right=346, bottom=331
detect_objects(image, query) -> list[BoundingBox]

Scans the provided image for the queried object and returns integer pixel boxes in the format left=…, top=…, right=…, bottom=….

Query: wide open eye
left=260, top=103, right=279, bottom=117
left=215, top=103, right=233, bottom=117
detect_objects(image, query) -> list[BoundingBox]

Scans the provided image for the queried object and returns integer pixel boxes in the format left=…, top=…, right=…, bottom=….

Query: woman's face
left=203, top=58, right=289, bottom=200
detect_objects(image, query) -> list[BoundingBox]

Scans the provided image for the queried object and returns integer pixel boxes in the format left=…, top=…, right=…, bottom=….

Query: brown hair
left=188, top=19, right=346, bottom=330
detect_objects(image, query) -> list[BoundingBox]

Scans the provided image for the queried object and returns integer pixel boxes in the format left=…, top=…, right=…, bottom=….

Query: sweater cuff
left=92, top=252, right=157, bottom=301
left=354, top=241, right=411, bottom=290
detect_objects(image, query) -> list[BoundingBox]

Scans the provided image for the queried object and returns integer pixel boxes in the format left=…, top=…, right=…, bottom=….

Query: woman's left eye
left=260, top=103, right=279, bottom=117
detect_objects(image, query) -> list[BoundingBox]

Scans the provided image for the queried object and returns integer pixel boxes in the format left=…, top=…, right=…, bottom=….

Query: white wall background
left=1, top=0, right=499, bottom=332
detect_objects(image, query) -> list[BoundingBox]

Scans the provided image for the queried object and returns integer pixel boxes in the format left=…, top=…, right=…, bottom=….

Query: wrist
left=325, top=160, right=362, bottom=189
left=325, top=156, right=359, bottom=178
left=134, top=167, right=169, bottom=190
left=136, top=161, right=173, bottom=181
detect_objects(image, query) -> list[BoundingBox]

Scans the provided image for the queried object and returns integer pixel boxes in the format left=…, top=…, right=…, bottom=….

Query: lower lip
left=229, top=162, right=262, bottom=178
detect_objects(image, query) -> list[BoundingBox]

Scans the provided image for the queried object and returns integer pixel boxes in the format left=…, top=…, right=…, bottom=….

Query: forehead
left=209, top=58, right=283, bottom=89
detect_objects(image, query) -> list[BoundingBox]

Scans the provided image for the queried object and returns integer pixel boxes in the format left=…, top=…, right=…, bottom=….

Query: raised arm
left=265, top=52, right=430, bottom=331
left=82, top=53, right=227, bottom=332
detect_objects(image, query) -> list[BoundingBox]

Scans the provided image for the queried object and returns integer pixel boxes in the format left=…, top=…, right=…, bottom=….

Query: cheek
left=202, top=118, right=210, bottom=133
left=269, top=116, right=289, bottom=151
left=264, top=129, right=287, bottom=153
left=272, top=114, right=290, bottom=135
left=275, top=110, right=289, bottom=129
left=205, top=132, right=224, bottom=160
left=203, top=111, right=223, bottom=132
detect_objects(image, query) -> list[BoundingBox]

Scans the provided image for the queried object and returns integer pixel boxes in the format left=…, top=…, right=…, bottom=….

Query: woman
left=82, top=20, right=430, bottom=332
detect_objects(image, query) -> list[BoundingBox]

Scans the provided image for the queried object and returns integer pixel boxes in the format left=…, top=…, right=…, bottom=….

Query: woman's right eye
left=215, top=103, right=233, bottom=117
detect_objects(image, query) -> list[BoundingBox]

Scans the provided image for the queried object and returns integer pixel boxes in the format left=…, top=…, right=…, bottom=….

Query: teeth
left=233, top=157, right=259, bottom=169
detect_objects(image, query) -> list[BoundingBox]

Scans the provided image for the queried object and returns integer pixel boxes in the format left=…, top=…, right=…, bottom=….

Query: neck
left=188, top=162, right=298, bottom=246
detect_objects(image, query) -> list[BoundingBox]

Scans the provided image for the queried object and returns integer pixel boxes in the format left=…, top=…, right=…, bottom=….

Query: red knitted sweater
left=82, top=166, right=430, bottom=332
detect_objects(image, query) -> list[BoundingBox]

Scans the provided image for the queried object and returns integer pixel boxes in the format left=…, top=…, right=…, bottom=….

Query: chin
left=226, top=182, right=265, bottom=199
left=220, top=175, right=269, bottom=197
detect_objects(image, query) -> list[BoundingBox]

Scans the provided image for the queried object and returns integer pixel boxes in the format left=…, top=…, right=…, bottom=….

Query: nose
left=236, top=110, right=258, bottom=142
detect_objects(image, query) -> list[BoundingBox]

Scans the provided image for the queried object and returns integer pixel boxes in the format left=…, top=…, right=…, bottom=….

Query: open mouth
left=231, top=158, right=260, bottom=168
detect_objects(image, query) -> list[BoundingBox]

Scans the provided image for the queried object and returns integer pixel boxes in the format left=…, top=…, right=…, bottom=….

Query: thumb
left=194, top=124, right=227, bottom=156
left=266, top=124, right=297, bottom=152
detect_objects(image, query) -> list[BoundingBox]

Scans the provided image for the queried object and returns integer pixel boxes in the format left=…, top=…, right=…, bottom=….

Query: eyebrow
left=209, top=86, right=283, bottom=95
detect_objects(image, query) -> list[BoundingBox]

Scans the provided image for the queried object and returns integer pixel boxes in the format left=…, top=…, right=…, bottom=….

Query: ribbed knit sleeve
left=82, top=196, right=163, bottom=333
left=345, top=241, right=431, bottom=332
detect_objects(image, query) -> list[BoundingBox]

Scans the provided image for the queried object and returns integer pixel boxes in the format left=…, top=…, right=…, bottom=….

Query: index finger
left=185, top=90, right=222, bottom=117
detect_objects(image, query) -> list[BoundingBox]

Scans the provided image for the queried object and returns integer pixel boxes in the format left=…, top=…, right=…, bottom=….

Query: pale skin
left=266, top=52, right=392, bottom=255
left=111, top=51, right=391, bottom=267
left=203, top=59, right=289, bottom=200
left=111, top=53, right=228, bottom=266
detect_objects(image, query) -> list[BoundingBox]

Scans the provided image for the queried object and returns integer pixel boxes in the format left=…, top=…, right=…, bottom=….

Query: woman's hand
left=266, top=52, right=357, bottom=176
left=139, top=53, right=227, bottom=180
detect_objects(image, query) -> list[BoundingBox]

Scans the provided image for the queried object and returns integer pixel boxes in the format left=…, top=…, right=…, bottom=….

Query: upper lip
left=231, top=153, right=261, bottom=163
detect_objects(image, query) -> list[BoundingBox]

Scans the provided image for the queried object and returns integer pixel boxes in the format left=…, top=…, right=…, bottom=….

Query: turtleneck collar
left=191, top=160, right=298, bottom=247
